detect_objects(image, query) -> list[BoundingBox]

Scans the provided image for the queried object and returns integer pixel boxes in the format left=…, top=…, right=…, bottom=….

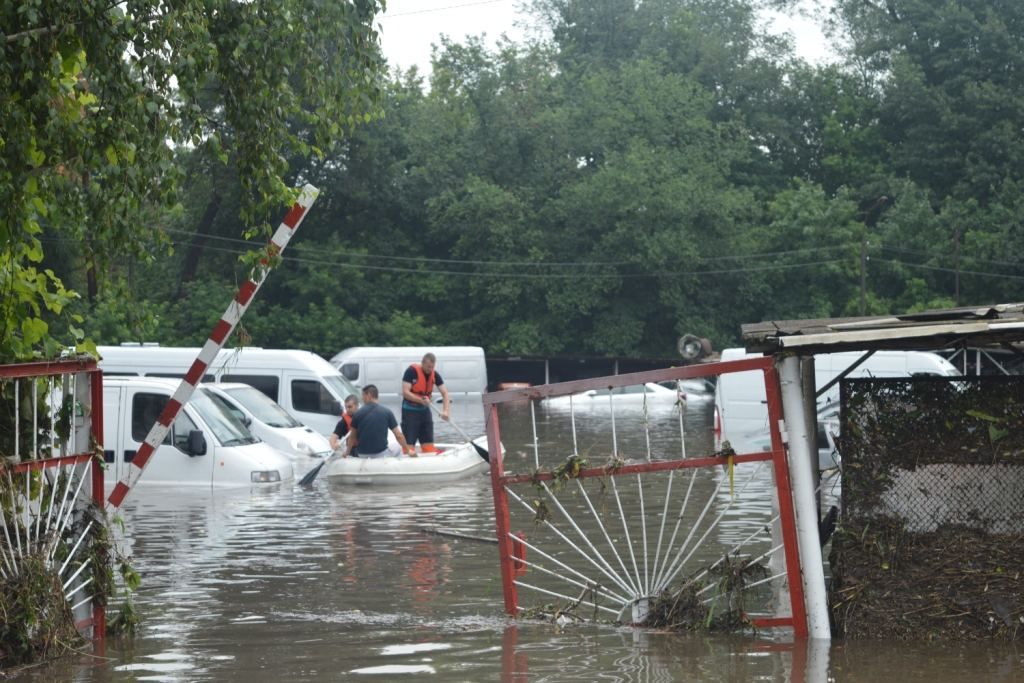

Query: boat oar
left=298, top=451, right=342, bottom=487
left=428, top=403, right=489, bottom=463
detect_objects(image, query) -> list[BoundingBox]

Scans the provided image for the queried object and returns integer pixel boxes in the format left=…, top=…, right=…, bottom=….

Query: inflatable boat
left=324, top=437, right=491, bottom=485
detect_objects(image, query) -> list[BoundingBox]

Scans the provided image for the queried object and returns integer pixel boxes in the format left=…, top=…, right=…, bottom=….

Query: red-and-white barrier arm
left=106, top=184, right=320, bottom=510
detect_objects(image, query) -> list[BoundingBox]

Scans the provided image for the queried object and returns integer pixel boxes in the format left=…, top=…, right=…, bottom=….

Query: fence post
left=778, top=355, right=830, bottom=639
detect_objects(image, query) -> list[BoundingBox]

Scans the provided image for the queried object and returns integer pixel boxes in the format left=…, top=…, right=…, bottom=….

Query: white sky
left=377, top=0, right=836, bottom=75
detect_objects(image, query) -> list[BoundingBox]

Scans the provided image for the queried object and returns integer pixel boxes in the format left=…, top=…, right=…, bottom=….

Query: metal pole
left=778, top=355, right=830, bottom=639
left=859, top=239, right=867, bottom=315
left=800, top=357, right=819, bottom=509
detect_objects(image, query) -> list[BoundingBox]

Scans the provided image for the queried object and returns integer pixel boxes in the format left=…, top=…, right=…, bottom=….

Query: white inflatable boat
left=324, top=437, right=491, bottom=485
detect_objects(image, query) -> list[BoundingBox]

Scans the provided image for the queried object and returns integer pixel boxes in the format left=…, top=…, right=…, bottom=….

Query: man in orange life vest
left=401, top=352, right=450, bottom=454
left=329, top=394, right=360, bottom=454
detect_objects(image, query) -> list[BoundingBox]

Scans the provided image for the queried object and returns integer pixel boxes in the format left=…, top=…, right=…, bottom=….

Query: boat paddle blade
left=471, top=441, right=490, bottom=463
left=298, top=460, right=327, bottom=487
left=428, top=402, right=490, bottom=463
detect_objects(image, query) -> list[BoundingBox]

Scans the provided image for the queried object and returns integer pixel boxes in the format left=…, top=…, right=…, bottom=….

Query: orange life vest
left=409, top=363, right=436, bottom=397
left=342, top=412, right=353, bottom=429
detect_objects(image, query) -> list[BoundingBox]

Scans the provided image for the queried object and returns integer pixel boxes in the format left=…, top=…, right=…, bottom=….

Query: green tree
left=1, top=0, right=386, bottom=360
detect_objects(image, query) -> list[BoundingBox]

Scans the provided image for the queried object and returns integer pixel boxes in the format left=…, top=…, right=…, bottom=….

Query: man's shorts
left=401, top=408, right=434, bottom=445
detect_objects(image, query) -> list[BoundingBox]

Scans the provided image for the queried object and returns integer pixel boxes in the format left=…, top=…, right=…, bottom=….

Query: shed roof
left=741, top=303, right=1024, bottom=355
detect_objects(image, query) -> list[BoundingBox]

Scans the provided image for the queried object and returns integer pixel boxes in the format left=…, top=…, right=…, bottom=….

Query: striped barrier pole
left=106, top=184, right=320, bottom=510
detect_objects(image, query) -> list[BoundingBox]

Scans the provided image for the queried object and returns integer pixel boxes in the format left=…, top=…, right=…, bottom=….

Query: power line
left=190, top=240, right=846, bottom=279
left=380, top=0, right=510, bottom=20
left=161, top=227, right=857, bottom=267
left=872, top=257, right=1024, bottom=282
left=879, top=244, right=1024, bottom=269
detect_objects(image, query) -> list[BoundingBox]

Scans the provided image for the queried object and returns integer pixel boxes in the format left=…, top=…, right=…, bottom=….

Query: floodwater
left=10, top=400, right=1024, bottom=682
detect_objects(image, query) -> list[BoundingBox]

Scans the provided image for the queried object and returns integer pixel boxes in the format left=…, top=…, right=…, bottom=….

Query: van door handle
left=124, top=450, right=136, bottom=462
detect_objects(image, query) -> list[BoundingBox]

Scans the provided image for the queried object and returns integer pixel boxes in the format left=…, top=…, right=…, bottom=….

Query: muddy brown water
left=9, top=401, right=1024, bottom=681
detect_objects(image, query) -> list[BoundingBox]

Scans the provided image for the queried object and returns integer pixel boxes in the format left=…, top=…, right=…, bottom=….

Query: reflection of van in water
left=98, top=345, right=360, bottom=436
left=102, top=376, right=294, bottom=486
left=714, top=348, right=960, bottom=452
left=330, top=346, right=487, bottom=396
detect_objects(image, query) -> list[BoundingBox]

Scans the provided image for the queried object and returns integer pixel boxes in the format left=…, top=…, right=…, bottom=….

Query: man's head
left=344, top=394, right=359, bottom=414
left=421, top=352, right=437, bottom=374
left=362, top=384, right=379, bottom=402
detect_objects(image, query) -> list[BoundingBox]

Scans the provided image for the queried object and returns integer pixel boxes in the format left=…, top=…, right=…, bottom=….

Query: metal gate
left=483, top=357, right=808, bottom=636
left=1, top=358, right=106, bottom=641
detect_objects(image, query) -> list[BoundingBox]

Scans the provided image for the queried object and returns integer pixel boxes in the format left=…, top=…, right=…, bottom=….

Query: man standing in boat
left=401, top=352, right=450, bottom=455
left=348, top=385, right=410, bottom=458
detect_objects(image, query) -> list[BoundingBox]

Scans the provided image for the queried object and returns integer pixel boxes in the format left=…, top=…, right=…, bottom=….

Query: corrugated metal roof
left=741, top=303, right=1024, bottom=354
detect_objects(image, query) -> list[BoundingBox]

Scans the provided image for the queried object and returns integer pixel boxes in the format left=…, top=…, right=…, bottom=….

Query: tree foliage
left=8, top=0, right=1024, bottom=362
left=1, top=0, right=385, bottom=361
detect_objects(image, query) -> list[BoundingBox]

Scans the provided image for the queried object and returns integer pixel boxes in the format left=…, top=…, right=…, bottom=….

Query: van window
left=340, top=363, right=360, bottom=381
left=132, top=392, right=199, bottom=452
left=222, top=374, right=280, bottom=401
left=131, top=393, right=173, bottom=444
left=292, top=379, right=340, bottom=414
left=171, top=411, right=200, bottom=452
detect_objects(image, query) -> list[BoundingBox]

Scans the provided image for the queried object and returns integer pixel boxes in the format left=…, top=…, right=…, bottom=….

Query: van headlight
left=251, top=470, right=282, bottom=483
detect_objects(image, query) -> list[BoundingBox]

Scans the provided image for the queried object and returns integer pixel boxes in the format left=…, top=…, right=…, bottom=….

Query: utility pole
left=953, top=227, right=961, bottom=306
left=860, top=238, right=868, bottom=315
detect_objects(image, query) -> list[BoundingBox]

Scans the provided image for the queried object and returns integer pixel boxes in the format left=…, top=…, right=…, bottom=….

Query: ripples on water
left=12, top=402, right=1024, bottom=681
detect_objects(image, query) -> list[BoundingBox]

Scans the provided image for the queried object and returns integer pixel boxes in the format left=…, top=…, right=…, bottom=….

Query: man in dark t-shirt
left=401, top=352, right=450, bottom=454
left=349, top=385, right=411, bottom=458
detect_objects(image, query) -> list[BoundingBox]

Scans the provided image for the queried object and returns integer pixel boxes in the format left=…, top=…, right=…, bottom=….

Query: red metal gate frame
left=1, top=358, right=106, bottom=641
left=482, top=356, right=808, bottom=637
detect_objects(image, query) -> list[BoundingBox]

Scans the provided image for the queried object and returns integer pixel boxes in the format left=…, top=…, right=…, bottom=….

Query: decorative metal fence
left=832, top=375, right=1024, bottom=639
left=0, top=359, right=106, bottom=649
left=483, top=358, right=808, bottom=637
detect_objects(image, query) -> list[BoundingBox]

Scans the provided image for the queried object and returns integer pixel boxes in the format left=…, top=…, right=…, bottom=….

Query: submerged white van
left=201, top=383, right=333, bottom=459
left=330, top=346, right=487, bottom=396
left=98, top=345, right=361, bottom=436
left=102, top=376, right=294, bottom=487
left=715, top=348, right=960, bottom=454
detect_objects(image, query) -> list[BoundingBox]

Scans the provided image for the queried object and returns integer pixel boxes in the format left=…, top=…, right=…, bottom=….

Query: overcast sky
left=377, top=0, right=835, bottom=75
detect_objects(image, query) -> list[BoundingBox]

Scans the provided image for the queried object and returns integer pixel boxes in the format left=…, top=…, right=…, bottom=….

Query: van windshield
left=325, top=375, right=360, bottom=401
left=192, top=390, right=259, bottom=447
left=223, top=385, right=301, bottom=428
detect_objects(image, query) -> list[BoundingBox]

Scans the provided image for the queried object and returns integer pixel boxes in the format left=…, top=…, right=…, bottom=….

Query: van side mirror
left=187, top=430, right=207, bottom=457
left=329, top=399, right=343, bottom=416
left=242, top=415, right=252, bottom=427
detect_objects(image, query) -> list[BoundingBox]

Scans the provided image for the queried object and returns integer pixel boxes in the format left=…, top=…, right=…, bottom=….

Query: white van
left=330, top=346, right=487, bottom=396
left=714, top=348, right=960, bottom=452
left=201, top=383, right=333, bottom=459
left=102, top=376, right=294, bottom=486
left=97, top=345, right=360, bottom=436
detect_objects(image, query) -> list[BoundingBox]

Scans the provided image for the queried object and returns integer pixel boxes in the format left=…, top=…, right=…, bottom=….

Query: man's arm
left=329, top=432, right=340, bottom=450
left=402, top=380, right=427, bottom=405
left=341, top=428, right=357, bottom=457
left=439, top=384, right=450, bottom=420
left=393, top=427, right=414, bottom=456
